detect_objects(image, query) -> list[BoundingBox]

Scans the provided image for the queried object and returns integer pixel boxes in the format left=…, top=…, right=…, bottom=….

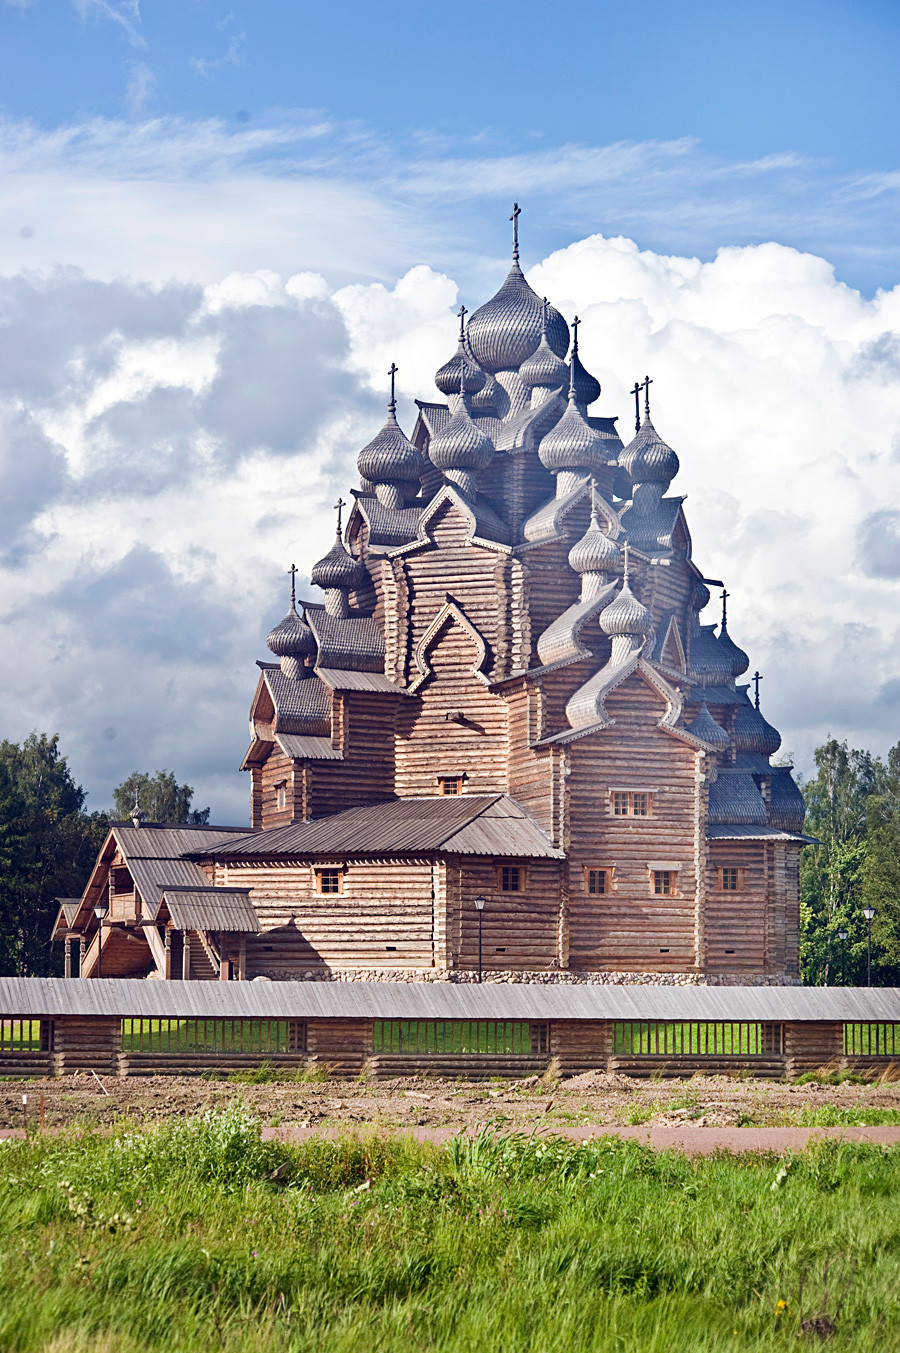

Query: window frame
left=584, top=867, right=611, bottom=896
left=497, top=863, right=525, bottom=893
left=718, top=866, right=743, bottom=892
left=610, top=789, right=655, bottom=818
left=315, top=866, right=345, bottom=896
left=273, top=779, right=288, bottom=812
left=437, top=775, right=465, bottom=796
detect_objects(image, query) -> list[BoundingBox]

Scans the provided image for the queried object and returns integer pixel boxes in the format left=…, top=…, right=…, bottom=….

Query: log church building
left=54, top=208, right=809, bottom=988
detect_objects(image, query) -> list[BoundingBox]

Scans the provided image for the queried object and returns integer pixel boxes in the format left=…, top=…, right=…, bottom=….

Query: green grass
left=3, top=1107, right=900, bottom=1350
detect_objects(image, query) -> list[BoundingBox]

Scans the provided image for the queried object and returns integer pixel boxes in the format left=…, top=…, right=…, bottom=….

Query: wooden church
left=55, top=208, right=809, bottom=986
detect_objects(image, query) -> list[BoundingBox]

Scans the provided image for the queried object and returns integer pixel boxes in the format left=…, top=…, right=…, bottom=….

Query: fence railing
left=612, top=1021, right=784, bottom=1058
left=0, top=1019, right=48, bottom=1052
left=372, top=1020, right=548, bottom=1056
left=844, top=1023, right=900, bottom=1058
left=120, top=1018, right=306, bottom=1055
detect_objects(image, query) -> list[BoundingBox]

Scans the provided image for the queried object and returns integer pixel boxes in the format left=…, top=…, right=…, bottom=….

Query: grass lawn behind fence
left=2, top=1108, right=900, bottom=1350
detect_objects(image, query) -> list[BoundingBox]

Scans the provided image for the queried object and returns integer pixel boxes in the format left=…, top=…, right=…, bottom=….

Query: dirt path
left=3, top=1069, right=900, bottom=1145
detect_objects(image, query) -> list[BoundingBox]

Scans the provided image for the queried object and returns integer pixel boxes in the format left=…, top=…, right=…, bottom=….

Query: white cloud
left=126, top=61, right=155, bottom=116
left=1, top=216, right=900, bottom=817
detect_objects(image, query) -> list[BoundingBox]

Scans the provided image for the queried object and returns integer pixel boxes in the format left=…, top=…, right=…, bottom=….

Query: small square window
left=501, top=865, right=521, bottom=892
left=612, top=791, right=630, bottom=817
left=653, top=870, right=672, bottom=896
left=631, top=792, right=649, bottom=817
left=721, top=867, right=739, bottom=891
left=316, top=868, right=343, bottom=895
left=587, top=869, right=607, bottom=895
left=438, top=776, right=464, bottom=796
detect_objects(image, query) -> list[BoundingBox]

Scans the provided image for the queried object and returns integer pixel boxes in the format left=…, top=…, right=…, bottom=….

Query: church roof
left=200, top=794, right=563, bottom=860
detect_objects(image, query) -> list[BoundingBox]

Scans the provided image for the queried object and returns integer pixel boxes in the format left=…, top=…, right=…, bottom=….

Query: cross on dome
left=642, top=374, right=653, bottom=421
left=630, top=381, right=642, bottom=434
left=457, top=305, right=467, bottom=339
left=510, top=201, right=521, bottom=263
left=753, top=670, right=762, bottom=710
left=387, top=363, right=398, bottom=413
left=721, top=588, right=730, bottom=626
left=333, top=497, right=346, bottom=535
left=289, top=562, right=297, bottom=609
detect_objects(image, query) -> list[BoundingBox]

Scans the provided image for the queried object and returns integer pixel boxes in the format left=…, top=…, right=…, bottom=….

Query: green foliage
left=112, top=769, right=209, bottom=824
left=2, top=1115, right=900, bottom=1350
left=800, top=736, right=900, bottom=985
left=0, top=733, right=108, bottom=975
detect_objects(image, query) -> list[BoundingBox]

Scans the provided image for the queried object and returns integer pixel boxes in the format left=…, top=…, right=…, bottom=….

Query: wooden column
left=219, top=932, right=229, bottom=981
left=79, top=935, right=86, bottom=978
left=182, top=931, right=191, bottom=981
left=163, top=928, right=171, bottom=980
left=64, top=935, right=72, bottom=978
left=237, top=934, right=247, bottom=981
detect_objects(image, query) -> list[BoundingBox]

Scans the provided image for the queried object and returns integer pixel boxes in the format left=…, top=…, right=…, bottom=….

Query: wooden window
left=611, top=791, right=653, bottom=817
left=721, top=867, right=740, bottom=891
left=315, top=868, right=343, bottom=895
left=438, top=776, right=464, bottom=796
left=500, top=865, right=522, bottom=892
left=653, top=870, right=673, bottom=896
left=274, top=780, right=287, bottom=811
left=586, top=869, right=607, bottom=895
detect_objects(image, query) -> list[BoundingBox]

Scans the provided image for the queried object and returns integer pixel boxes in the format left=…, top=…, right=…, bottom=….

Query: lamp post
left=838, top=929, right=848, bottom=987
left=474, top=896, right=486, bottom=984
left=93, top=903, right=108, bottom=978
left=863, top=908, right=875, bottom=987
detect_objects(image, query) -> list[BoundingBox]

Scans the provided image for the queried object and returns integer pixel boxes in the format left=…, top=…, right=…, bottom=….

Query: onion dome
left=520, top=299, right=569, bottom=392
left=435, top=307, right=487, bottom=397
left=311, top=534, right=367, bottom=592
left=732, top=691, right=782, bottom=758
left=620, top=379, right=679, bottom=491
left=537, top=366, right=608, bottom=491
left=691, top=626, right=734, bottom=687
left=684, top=701, right=730, bottom=749
left=466, top=204, right=569, bottom=374
left=429, top=369, right=495, bottom=498
left=717, top=592, right=750, bottom=678
left=569, top=315, right=601, bottom=409
left=470, top=370, right=499, bottom=414
left=267, top=566, right=315, bottom=678
left=357, top=407, right=421, bottom=491
left=693, top=581, right=711, bottom=613
left=568, top=492, right=623, bottom=579
left=599, top=548, right=652, bottom=640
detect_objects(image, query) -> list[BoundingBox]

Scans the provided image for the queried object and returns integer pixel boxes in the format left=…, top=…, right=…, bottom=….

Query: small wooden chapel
left=55, top=207, right=810, bottom=987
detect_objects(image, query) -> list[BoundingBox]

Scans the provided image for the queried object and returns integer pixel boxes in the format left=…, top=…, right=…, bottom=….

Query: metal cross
left=721, top=588, right=730, bottom=627
left=629, top=381, right=642, bottom=434
left=752, top=670, right=762, bottom=710
left=387, top=362, right=398, bottom=412
left=642, top=374, right=653, bottom=420
left=572, top=314, right=580, bottom=355
left=623, top=541, right=630, bottom=587
left=457, top=305, right=467, bottom=340
left=334, top=497, right=346, bottom=535
left=510, top=202, right=521, bottom=262
left=289, top=562, right=298, bottom=609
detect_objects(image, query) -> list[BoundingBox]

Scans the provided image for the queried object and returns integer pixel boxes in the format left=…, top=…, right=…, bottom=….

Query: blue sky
left=2, top=0, right=900, bottom=291
left=1, top=0, right=900, bottom=819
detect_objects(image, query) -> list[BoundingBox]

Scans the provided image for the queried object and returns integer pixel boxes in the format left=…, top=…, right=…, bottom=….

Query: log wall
left=566, top=671, right=700, bottom=972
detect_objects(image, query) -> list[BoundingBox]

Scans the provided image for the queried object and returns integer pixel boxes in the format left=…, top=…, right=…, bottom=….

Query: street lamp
left=473, top=896, right=486, bottom=984
left=863, top=908, right=875, bottom=987
left=838, top=930, right=848, bottom=986
left=93, top=903, right=108, bottom=978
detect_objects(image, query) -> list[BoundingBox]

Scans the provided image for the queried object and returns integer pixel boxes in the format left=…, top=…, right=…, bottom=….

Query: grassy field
left=2, top=1108, right=900, bottom=1351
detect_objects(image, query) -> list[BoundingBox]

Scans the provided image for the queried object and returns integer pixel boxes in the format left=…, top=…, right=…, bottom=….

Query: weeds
left=2, top=1114, right=900, bottom=1350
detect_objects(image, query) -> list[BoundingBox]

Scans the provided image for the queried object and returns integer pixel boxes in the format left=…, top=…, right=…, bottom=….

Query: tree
left=0, top=733, right=109, bottom=976
left=860, top=741, right=900, bottom=986
left=112, top=770, right=210, bottom=825
left=799, top=738, right=883, bottom=985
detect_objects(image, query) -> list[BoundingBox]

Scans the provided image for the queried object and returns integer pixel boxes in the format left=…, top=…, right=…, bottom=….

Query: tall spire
left=510, top=201, right=521, bottom=264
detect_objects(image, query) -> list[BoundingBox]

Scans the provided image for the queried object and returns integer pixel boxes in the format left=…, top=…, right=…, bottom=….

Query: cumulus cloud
left=1, top=227, right=899, bottom=819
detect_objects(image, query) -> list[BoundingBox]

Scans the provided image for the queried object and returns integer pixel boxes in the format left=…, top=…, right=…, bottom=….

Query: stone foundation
left=254, top=968, right=801, bottom=987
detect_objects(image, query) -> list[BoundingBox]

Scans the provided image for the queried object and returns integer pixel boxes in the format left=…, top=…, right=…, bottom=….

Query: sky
left=1, top=0, right=899, bottom=823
